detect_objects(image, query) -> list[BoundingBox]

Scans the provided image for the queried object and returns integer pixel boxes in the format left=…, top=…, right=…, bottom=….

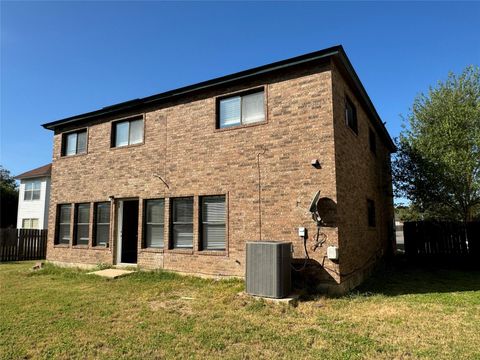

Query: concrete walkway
left=87, top=269, right=135, bottom=279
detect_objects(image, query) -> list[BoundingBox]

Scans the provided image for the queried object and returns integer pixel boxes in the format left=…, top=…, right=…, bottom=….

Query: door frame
left=115, top=198, right=139, bottom=266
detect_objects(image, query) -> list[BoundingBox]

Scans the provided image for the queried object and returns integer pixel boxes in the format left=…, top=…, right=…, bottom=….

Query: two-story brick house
left=42, top=45, right=395, bottom=293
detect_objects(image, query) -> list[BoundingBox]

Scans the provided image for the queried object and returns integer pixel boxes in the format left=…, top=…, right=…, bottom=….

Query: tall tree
left=393, top=66, right=480, bottom=221
left=0, top=165, right=19, bottom=228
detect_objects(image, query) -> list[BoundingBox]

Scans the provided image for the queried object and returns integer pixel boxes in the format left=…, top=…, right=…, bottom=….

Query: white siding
left=16, top=177, right=50, bottom=229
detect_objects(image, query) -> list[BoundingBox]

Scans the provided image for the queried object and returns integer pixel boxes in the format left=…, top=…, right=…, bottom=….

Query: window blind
left=145, top=199, right=164, bottom=248
left=77, top=131, right=87, bottom=154
left=95, top=202, right=110, bottom=246
left=58, top=205, right=71, bottom=244
left=219, top=97, right=241, bottom=127
left=66, top=133, right=77, bottom=156
left=115, top=121, right=129, bottom=147
left=219, top=90, right=265, bottom=128
left=172, top=197, right=193, bottom=248
left=75, top=204, right=90, bottom=245
left=242, top=92, right=264, bottom=124
left=201, top=196, right=226, bottom=250
left=129, top=119, right=143, bottom=145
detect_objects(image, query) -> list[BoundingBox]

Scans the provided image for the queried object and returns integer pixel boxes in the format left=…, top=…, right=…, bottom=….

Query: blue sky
left=1, top=1, right=479, bottom=183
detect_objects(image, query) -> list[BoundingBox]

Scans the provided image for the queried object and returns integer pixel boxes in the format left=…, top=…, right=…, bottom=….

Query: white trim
left=115, top=263, right=138, bottom=268
left=116, top=200, right=123, bottom=264
left=17, top=177, right=50, bottom=229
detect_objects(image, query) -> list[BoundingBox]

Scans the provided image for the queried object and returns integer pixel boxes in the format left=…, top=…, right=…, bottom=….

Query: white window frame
left=24, top=180, right=41, bottom=201
left=22, top=218, right=39, bottom=229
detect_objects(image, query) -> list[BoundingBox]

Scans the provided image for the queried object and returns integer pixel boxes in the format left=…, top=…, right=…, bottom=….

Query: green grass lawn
left=0, top=261, right=479, bottom=360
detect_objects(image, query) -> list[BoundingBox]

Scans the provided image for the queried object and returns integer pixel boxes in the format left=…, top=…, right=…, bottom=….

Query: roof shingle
left=15, top=163, right=52, bottom=180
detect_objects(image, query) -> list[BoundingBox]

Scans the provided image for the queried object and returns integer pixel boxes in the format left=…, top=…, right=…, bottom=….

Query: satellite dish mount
left=309, top=190, right=322, bottom=225
left=308, top=190, right=327, bottom=251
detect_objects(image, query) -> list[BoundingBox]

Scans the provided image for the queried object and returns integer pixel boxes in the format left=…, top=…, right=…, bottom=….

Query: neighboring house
left=15, top=164, right=51, bottom=230
left=41, top=45, right=395, bottom=293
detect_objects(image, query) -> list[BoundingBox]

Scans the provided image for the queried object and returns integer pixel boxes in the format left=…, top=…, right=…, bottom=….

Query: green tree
left=393, top=66, right=480, bottom=221
left=0, top=165, right=19, bottom=227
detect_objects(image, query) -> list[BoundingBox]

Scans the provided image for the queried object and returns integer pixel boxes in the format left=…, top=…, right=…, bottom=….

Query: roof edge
left=335, top=48, right=396, bottom=152
left=14, top=163, right=52, bottom=180
left=41, top=45, right=395, bottom=152
left=42, top=45, right=343, bottom=130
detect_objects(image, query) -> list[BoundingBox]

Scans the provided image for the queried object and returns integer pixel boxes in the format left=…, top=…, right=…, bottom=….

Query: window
left=24, top=180, right=41, bottom=201
left=345, top=97, right=358, bottom=134
left=201, top=196, right=226, bottom=251
left=144, top=199, right=165, bottom=248
left=62, top=129, right=87, bottom=156
left=74, top=203, right=90, bottom=246
left=369, top=128, right=377, bottom=154
left=367, top=199, right=376, bottom=227
left=218, top=90, right=265, bottom=128
left=56, top=204, right=72, bottom=245
left=112, top=118, right=143, bottom=147
left=170, top=197, right=193, bottom=249
left=94, top=202, right=110, bottom=247
left=22, top=218, right=39, bottom=229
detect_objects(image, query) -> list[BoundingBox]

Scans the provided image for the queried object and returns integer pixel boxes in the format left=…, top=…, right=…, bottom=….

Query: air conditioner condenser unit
left=246, top=241, right=292, bottom=299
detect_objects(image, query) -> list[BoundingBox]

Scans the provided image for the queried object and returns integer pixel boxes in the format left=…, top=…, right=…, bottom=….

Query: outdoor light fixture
left=311, top=159, right=321, bottom=169
left=108, top=195, right=115, bottom=202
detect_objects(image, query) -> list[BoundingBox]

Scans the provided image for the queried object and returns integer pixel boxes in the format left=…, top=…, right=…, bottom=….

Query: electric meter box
left=327, top=246, right=339, bottom=260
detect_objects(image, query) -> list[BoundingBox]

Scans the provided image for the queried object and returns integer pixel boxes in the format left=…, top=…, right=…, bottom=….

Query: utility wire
left=257, top=148, right=267, bottom=241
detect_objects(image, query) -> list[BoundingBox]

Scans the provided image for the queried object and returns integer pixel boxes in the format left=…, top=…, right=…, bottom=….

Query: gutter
left=41, top=46, right=342, bottom=130
left=41, top=45, right=396, bottom=152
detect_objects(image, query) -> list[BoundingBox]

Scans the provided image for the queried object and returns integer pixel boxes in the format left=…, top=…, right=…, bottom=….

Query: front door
left=118, top=200, right=139, bottom=264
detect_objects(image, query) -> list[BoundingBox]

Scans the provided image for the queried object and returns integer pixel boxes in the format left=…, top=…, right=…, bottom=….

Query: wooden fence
left=0, top=229, right=48, bottom=262
left=403, top=221, right=480, bottom=259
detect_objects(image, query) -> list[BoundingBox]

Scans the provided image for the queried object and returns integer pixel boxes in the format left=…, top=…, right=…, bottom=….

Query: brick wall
left=46, top=59, right=394, bottom=292
left=331, top=64, right=394, bottom=289
left=47, top=62, right=344, bottom=282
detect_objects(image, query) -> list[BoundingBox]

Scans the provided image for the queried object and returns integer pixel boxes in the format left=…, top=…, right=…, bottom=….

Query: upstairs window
left=170, top=197, right=193, bottom=249
left=94, top=202, right=110, bottom=247
left=62, top=129, right=87, bottom=156
left=24, top=180, right=41, bottom=201
left=201, top=196, right=226, bottom=251
left=144, top=199, right=165, bottom=248
left=369, top=128, right=377, bottom=155
left=218, top=89, right=265, bottom=128
left=112, top=117, right=143, bottom=147
left=345, top=97, right=358, bottom=134
left=74, top=203, right=90, bottom=246
left=367, top=199, right=376, bottom=227
left=56, top=204, right=72, bottom=245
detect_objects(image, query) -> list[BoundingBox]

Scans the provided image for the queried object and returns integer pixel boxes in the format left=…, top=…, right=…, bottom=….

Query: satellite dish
left=309, top=190, right=321, bottom=213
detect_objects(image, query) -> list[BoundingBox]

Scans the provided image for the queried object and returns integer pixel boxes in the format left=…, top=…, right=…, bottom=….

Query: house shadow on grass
left=353, top=256, right=480, bottom=297
left=291, top=259, right=340, bottom=296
